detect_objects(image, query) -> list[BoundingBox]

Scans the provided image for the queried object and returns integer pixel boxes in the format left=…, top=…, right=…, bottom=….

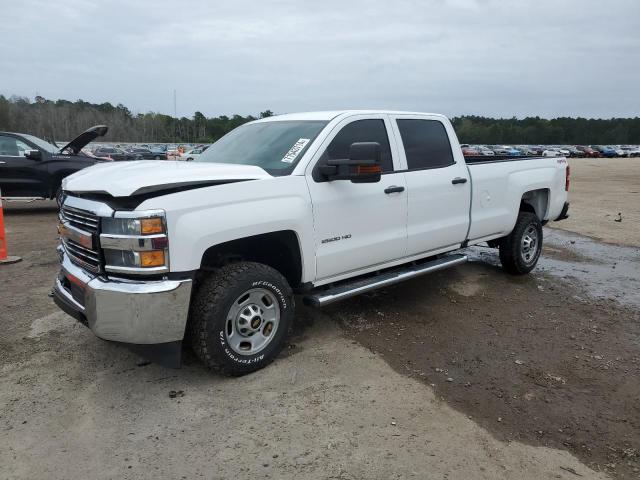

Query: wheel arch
left=199, top=230, right=303, bottom=288
left=520, top=188, right=549, bottom=221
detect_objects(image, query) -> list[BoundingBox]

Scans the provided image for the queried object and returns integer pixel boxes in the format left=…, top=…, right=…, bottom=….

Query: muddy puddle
left=467, top=227, right=640, bottom=308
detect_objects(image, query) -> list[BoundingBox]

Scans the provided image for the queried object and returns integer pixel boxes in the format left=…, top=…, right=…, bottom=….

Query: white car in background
left=543, top=148, right=563, bottom=157
left=620, top=146, right=640, bottom=157
left=477, top=146, right=495, bottom=156
left=180, top=148, right=206, bottom=161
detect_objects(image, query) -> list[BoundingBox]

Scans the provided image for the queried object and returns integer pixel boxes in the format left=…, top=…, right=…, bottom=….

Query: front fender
left=137, top=176, right=316, bottom=282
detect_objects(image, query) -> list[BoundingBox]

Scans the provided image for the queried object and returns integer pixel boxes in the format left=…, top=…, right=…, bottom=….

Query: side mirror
left=319, top=142, right=382, bottom=183
left=24, top=149, right=42, bottom=160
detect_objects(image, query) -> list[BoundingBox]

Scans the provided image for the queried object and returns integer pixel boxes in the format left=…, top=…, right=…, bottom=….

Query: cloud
left=1, top=0, right=638, bottom=118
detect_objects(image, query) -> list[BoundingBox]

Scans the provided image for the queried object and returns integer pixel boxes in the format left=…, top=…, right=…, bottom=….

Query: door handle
left=0, top=161, right=6, bottom=164
left=384, top=185, right=405, bottom=194
left=451, top=177, right=468, bottom=184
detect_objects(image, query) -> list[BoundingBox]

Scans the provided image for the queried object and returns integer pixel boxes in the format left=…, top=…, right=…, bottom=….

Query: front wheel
left=498, top=212, right=543, bottom=275
left=189, top=262, right=294, bottom=376
left=55, top=186, right=63, bottom=210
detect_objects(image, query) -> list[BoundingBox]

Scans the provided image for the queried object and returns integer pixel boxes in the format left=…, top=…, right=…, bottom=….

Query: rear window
left=396, top=119, right=455, bottom=170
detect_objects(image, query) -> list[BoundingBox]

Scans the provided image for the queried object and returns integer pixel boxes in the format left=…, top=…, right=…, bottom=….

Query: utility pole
left=173, top=89, right=177, bottom=144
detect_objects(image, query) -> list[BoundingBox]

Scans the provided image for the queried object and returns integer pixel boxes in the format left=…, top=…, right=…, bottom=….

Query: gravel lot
left=1, top=158, right=638, bottom=479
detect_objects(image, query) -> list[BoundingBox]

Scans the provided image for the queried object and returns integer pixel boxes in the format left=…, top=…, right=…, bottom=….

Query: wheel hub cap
left=226, top=288, right=280, bottom=356
left=521, top=226, right=539, bottom=264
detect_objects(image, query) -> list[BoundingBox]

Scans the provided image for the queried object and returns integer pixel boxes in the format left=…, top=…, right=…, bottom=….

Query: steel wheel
left=520, top=225, right=540, bottom=265
left=225, top=288, right=280, bottom=356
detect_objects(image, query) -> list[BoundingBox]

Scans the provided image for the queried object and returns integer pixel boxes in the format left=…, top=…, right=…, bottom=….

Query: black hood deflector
left=66, top=178, right=252, bottom=210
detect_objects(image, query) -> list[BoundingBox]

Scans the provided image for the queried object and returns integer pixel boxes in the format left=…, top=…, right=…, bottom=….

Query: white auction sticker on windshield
left=281, top=138, right=310, bottom=163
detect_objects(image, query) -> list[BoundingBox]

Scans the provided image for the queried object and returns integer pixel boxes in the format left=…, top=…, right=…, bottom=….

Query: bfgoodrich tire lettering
left=189, top=261, right=294, bottom=376
left=498, top=211, right=543, bottom=275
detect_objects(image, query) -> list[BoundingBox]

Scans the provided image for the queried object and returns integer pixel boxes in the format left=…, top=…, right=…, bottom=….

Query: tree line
left=1, top=94, right=639, bottom=145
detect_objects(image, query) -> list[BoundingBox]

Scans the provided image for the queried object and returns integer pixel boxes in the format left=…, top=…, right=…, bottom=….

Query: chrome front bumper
left=53, top=249, right=193, bottom=346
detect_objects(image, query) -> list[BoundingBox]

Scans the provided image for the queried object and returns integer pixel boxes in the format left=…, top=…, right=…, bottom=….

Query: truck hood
left=59, top=125, right=109, bottom=154
left=63, top=161, right=272, bottom=197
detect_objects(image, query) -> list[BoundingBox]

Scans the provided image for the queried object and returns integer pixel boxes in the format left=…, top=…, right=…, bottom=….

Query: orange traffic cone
left=0, top=193, right=22, bottom=265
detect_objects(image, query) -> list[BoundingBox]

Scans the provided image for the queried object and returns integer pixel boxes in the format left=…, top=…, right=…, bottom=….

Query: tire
left=189, top=261, right=294, bottom=376
left=55, top=186, right=63, bottom=210
left=498, top=211, right=543, bottom=275
left=154, top=155, right=161, bottom=160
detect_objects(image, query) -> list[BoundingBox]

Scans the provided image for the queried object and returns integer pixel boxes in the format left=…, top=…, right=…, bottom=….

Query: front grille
left=60, top=205, right=102, bottom=273
left=60, top=206, right=99, bottom=234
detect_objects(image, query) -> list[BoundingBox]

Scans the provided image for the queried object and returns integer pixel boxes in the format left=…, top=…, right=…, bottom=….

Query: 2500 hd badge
left=321, top=234, right=352, bottom=244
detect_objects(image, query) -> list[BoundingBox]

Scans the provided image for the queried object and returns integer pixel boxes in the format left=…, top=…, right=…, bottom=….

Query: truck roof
left=253, top=110, right=447, bottom=122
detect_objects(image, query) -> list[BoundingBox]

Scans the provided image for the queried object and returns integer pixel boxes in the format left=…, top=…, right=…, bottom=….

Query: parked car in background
left=576, top=145, right=600, bottom=157
left=127, top=147, right=167, bottom=160
left=504, top=146, right=523, bottom=156
left=528, top=146, right=545, bottom=156
left=0, top=125, right=110, bottom=199
left=151, top=145, right=167, bottom=154
left=562, top=145, right=582, bottom=157
left=460, top=144, right=479, bottom=156
left=166, top=144, right=179, bottom=159
left=180, top=148, right=206, bottom=161
left=620, top=145, right=640, bottom=157
left=477, top=146, right=495, bottom=156
left=542, top=148, right=563, bottom=157
left=516, top=146, right=537, bottom=156
left=488, top=145, right=509, bottom=155
left=592, top=145, right=617, bottom=158
left=92, top=146, right=133, bottom=161
left=551, top=146, right=570, bottom=157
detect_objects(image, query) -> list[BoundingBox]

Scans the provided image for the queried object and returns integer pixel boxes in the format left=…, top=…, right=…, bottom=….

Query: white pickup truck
left=53, top=110, right=570, bottom=375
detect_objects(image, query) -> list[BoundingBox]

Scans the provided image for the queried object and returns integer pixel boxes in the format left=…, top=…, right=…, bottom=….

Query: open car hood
left=60, top=125, right=108, bottom=154
left=63, top=160, right=272, bottom=197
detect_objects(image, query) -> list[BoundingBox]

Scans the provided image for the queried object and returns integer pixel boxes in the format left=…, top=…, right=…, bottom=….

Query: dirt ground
left=551, top=157, right=640, bottom=247
left=0, top=158, right=638, bottom=479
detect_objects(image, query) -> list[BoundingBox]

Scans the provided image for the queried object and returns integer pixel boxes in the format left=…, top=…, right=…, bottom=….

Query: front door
left=306, top=115, right=408, bottom=281
left=0, top=135, right=48, bottom=197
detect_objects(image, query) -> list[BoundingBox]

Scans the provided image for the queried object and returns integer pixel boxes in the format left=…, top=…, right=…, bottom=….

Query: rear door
left=306, top=115, right=408, bottom=281
left=389, top=115, right=471, bottom=256
left=0, top=135, right=49, bottom=197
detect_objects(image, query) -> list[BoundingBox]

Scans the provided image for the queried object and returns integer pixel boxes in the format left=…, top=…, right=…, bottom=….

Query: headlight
left=102, top=216, right=165, bottom=236
left=99, top=210, right=169, bottom=275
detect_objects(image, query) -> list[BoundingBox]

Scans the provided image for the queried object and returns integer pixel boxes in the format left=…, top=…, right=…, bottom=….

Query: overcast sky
left=2, top=0, right=639, bottom=119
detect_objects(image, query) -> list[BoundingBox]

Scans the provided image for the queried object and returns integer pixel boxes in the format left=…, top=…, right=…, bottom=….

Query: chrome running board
left=1, top=197, right=46, bottom=202
left=303, top=254, right=468, bottom=307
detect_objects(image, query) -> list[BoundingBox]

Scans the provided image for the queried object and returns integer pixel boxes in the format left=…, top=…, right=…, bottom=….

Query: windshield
left=195, top=120, right=328, bottom=175
left=21, top=134, right=59, bottom=153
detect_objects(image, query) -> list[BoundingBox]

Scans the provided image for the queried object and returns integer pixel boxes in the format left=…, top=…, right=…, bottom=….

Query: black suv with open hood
left=0, top=125, right=110, bottom=200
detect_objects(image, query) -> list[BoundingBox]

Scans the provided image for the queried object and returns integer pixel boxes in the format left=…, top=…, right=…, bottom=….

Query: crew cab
left=52, top=111, right=570, bottom=375
left=0, top=125, right=109, bottom=200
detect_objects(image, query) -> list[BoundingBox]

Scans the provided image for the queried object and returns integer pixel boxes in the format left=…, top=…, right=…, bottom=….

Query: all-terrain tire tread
left=498, top=211, right=542, bottom=275
left=188, top=261, right=292, bottom=376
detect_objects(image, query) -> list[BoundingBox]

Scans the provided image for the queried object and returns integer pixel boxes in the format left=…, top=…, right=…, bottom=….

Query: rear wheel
left=498, top=212, right=543, bottom=275
left=189, top=262, right=294, bottom=376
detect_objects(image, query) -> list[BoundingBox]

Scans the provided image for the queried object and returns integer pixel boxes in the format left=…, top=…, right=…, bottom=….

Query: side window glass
left=397, top=119, right=455, bottom=170
left=0, top=136, right=21, bottom=156
left=16, top=140, right=31, bottom=156
left=321, top=119, right=393, bottom=173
